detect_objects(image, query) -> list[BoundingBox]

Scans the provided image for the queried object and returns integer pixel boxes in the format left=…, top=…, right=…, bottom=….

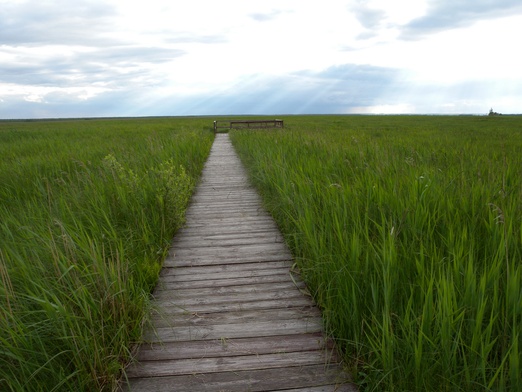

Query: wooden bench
left=214, top=119, right=283, bottom=132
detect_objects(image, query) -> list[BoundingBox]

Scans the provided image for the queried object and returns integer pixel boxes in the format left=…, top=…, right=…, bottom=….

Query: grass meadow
left=0, top=118, right=213, bottom=391
left=230, top=115, right=522, bottom=391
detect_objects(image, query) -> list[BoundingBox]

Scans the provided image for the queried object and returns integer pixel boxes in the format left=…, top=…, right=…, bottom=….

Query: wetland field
left=1, top=115, right=521, bottom=391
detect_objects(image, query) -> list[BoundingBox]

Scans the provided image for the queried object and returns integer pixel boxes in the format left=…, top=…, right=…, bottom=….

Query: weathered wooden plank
left=190, top=185, right=259, bottom=192
left=160, top=260, right=294, bottom=277
left=190, top=189, right=259, bottom=196
left=162, top=266, right=292, bottom=280
left=174, top=229, right=283, bottom=241
left=124, top=364, right=354, bottom=392
left=194, top=188, right=256, bottom=195
left=153, top=281, right=306, bottom=298
left=160, top=273, right=294, bottom=289
left=181, top=216, right=276, bottom=227
left=184, top=208, right=270, bottom=218
left=142, top=319, right=324, bottom=343
left=127, top=350, right=334, bottom=378
left=173, top=242, right=290, bottom=256
left=152, top=290, right=309, bottom=308
left=183, top=218, right=276, bottom=226
left=150, top=307, right=321, bottom=327
left=186, top=198, right=261, bottom=206
left=172, top=234, right=286, bottom=249
left=185, top=214, right=271, bottom=223
left=164, top=252, right=294, bottom=267
left=153, top=290, right=308, bottom=309
left=153, top=279, right=306, bottom=299
left=176, top=223, right=280, bottom=236
left=177, top=222, right=279, bottom=233
left=170, top=248, right=292, bottom=263
left=184, top=209, right=269, bottom=217
left=188, top=198, right=261, bottom=205
left=189, top=188, right=258, bottom=195
left=134, top=333, right=329, bottom=361
left=184, top=210, right=266, bottom=218
left=151, top=296, right=314, bottom=315
left=168, top=251, right=291, bottom=262
left=193, top=188, right=257, bottom=192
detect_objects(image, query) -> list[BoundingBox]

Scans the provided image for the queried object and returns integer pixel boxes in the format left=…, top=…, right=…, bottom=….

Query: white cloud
left=24, top=94, right=44, bottom=103
left=351, top=103, right=416, bottom=114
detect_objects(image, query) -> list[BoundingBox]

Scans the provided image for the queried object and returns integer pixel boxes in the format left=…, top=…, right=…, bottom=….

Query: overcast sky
left=1, top=0, right=521, bottom=118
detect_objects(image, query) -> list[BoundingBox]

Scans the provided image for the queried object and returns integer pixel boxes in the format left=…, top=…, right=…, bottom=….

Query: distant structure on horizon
left=488, top=108, right=502, bottom=116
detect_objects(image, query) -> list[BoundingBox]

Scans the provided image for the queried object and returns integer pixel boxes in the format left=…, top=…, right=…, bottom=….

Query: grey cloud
left=0, top=0, right=118, bottom=46
left=0, top=1, right=206, bottom=96
left=350, top=3, right=386, bottom=30
left=0, top=46, right=184, bottom=88
left=87, top=46, right=185, bottom=64
left=1, top=0, right=184, bottom=73
left=0, top=1, right=226, bottom=48
left=297, top=64, right=399, bottom=93
left=355, top=31, right=380, bottom=40
left=0, top=89, right=136, bottom=119
left=401, top=0, right=522, bottom=39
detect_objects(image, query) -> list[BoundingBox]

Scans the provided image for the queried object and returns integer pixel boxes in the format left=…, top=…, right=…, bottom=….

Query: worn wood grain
left=150, top=307, right=321, bottom=327
left=153, top=281, right=306, bottom=296
left=122, top=134, right=356, bottom=391
left=125, top=364, right=352, bottom=392
left=164, top=253, right=293, bottom=268
left=127, top=350, right=337, bottom=378
left=173, top=232, right=285, bottom=248
left=150, top=297, right=316, bottom=316
left=134, top=333, right=330, bottom=361
left=142, top=319, right=324, bottom=343
left=152, top=288, right=308, bottom=308
left=160, top=273, right=296, bottom=289
left=171, top=243, right=293, bottom=259
left=160, top=260, right=294, bottom=278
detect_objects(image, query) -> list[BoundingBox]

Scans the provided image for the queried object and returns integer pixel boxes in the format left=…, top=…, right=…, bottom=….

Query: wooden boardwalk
left=123, top=134, right=355, bottom=391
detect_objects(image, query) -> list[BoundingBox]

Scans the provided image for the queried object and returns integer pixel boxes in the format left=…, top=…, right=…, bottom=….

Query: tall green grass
left=230, top=115, right=522, bottom=391
left=0, top=118, right=213, bottom=391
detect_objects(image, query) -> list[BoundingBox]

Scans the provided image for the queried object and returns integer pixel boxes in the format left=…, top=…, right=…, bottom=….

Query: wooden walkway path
left=123, top=134, right=355, bottom=391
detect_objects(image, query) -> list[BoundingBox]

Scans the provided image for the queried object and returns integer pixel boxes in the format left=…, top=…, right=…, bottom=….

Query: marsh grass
left=231, top=115, right=522, bottom=391
left=0, top=118, right=213, bottom=391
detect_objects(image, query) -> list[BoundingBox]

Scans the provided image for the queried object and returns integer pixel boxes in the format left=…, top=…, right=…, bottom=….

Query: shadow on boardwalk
left=122, top=134, right=357, bottom=391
